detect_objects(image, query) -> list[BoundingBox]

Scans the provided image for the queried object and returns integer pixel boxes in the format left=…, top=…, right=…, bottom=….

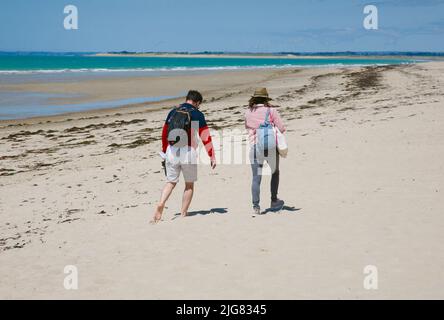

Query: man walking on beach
left=151, top=90, right=216, bottom=223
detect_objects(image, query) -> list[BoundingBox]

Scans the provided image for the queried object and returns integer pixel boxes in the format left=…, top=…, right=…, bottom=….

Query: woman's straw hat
left=251, top=87, right=273, bottom=100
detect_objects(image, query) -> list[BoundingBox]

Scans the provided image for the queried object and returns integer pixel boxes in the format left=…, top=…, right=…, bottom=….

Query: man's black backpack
left=167, top=105, right=192, bottom=147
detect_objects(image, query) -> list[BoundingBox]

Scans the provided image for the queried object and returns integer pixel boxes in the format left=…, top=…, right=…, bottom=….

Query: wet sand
left=0, top=69, right=281, bottom=108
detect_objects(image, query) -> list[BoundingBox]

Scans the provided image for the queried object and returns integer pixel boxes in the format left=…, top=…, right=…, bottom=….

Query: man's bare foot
left=181, top=212, right=187, bottom=218
left=151, top=204, right=164, bottom=224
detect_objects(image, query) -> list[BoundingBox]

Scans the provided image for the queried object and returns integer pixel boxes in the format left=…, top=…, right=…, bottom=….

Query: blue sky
left=0, top=0, right=443, bottom=52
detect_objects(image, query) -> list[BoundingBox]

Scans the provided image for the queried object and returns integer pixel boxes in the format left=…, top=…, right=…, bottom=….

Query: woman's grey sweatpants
left=249, top=146, right=280, bottom=208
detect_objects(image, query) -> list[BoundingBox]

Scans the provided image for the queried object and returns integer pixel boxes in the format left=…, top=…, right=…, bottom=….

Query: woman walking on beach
left=245, top=88, right=286, bottom=215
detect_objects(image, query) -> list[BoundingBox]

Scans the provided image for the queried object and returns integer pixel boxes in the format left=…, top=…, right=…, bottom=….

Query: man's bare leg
left=152, top=182, right=176, bottom=223
left=181, top=182, right=194, bottom=217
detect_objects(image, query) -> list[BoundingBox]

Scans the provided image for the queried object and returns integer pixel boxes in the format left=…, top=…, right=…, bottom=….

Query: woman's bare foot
left=181, top=212, right=187, bottom=218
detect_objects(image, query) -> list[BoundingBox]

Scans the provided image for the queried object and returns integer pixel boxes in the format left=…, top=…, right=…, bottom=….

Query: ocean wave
left=0, top=62, right=415, bottom=75
left=0, top=65, right=291, bottom=74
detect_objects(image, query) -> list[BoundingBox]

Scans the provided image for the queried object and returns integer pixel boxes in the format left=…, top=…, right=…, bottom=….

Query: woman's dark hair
left=186, top=90, right=203, bottom=103
left=249, top=97, right=271, bottom=109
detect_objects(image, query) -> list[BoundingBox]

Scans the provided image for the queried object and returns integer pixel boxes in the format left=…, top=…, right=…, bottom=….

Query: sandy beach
left=0, top=62, right=443, bottom=299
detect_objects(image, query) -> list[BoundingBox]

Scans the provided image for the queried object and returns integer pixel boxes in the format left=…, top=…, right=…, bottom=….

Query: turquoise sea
left=0, top=53, right=419, bottom=120
left=0, top=54, right=415, bottom=74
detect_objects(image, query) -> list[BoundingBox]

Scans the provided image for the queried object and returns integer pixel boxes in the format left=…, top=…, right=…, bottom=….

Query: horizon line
left=1, top=50, right=444, bottom=55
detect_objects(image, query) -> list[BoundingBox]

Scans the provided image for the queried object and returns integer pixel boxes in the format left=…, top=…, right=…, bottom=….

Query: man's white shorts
left=165, top=145, right=198, bottom=183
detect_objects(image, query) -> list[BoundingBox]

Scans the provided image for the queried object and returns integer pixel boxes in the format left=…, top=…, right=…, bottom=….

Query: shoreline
left=0, top=60, right=428, bottom=126
left=0, top=68, right=291, bottom=126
